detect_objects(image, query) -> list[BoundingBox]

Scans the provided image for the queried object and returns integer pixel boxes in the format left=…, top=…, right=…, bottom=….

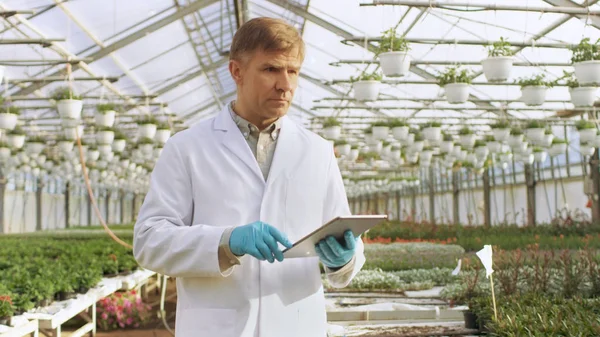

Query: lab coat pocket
left=176, top=308, right=237, bottom=336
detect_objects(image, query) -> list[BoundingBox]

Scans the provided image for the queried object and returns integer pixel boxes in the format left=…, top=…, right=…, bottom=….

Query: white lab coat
left=133, top=106, right=365, bottom=337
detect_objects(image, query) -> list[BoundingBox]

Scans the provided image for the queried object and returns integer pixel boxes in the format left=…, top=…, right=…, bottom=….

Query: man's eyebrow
left=261, top=62, right=300, bottom=70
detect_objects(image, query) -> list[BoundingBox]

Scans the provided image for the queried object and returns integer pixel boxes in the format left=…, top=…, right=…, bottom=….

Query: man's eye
left=266, top=67, right=277, bottom=72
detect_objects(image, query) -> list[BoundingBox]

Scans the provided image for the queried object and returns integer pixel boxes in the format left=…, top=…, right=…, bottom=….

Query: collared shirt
left=218, top=101, right=282, bottom=273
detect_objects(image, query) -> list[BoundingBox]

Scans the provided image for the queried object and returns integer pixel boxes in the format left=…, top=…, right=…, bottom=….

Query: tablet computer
left=282, top=215, right=388, bottom=258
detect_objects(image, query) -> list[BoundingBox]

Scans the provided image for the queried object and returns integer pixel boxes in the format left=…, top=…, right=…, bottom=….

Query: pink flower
left=101, top=313, right=108, bottom=320
left=126, top=317, right=133, bottom=325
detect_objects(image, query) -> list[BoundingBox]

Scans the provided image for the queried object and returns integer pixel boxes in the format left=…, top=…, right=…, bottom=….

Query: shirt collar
left=228, top=101, right=281, bottom=140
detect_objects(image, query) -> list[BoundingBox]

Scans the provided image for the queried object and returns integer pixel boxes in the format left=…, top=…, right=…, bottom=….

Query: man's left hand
left=315, top=230, right=357, bottom=269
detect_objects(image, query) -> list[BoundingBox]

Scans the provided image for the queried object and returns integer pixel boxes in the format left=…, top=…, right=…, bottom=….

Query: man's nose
left=275, top=72, right=293, bottom=92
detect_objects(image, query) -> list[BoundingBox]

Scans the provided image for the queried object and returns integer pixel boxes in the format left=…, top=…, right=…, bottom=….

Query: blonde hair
left=230, top=17, right=305, bottom=62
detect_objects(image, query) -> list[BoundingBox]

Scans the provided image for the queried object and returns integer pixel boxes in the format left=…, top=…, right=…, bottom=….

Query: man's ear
left=229, top=59, right=244, bottom=85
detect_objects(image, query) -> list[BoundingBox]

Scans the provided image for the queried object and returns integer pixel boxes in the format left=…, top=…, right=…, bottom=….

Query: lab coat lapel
left=267, top=115, right=306, bottom=184
left=213, top=107, right=264, bottom=183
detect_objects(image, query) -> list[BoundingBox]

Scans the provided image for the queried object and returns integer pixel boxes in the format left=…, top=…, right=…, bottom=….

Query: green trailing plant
left=532, top=146, right=545, bottom=153
left=423, top=121, right=442, bottom=128
left=458, top=126, right=473, bottom=135
left=28, top=136, right=46, bottom=144
left=570, top=37, right=600, bottom=64
left=0, top=142, right=8, bottom=148
left=322, top=117, right=341, bottom=128
left=334, top=140, right=348, bottom=146
left=516, top=73, right=555, bottom=88
left=487, top=37, right=514, bottom=57
left=575, top=119, right=596, bottom=130
left=413, top=132, right=424, bottom=141
left=422, top=146, right=434, bottom=151
left=137, top=115, right=158, bottom=125
left=3, top=106, right=20, bottom=115
left=156, top=122, right=171, bottom=131
left=388, top=118, right=408, bottom=128
left=377, top=27, right=410, bottom=54
left=350, top=71, right=382, bottom=82
left=137, top=137, right=155, bottom=145
left=437, top=66, right=472, bottom=86
left=97, top=126, right=114, bottom=132
left=371, top=121, right=389, bottom=128
left=113, top=130, right=127, bottom=140
left=491, top=119, right=511, bottom=129
left=552, top=138, right=567, bottom=144
left=525, top=120, right=546, bottom=129
left=50, top=87, right=82, bottom=101
left=443, top=133, right=454, bottom=141
left=510, top=127, right=523, bottom=136
left=484, top=135, right=495, bottom=142
left=96, top=103, right=116, bottom=113
left=7, top=126, right=25, bottom=135
left=474, top=140, right=486, bottom=148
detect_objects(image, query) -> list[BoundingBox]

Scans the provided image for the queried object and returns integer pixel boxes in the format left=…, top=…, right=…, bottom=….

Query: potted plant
left=490, top=119, right=511, bottom=142
left=86, top=145, right=100, bottom=162
left=575, top=119, right=597, bottom=143
left=349, top=145, right=360, bottom=161
left=507, top=127, right=524, bottom=148
left=458, top=126, right=476, bottom=148
left=95, top=103, right=117, bottom=127
left=499, top=151, right=513, bottom=164
left=97, top=143, right=112, bottom=156
left=411, top=132, right=425, bottom=152
left=0, top=295, right=14, bottom=327
left=322, top=117, right=342, bottom=140
left=377, top=27, right=411, bottom=77
left=112, top=130, right=127, bottom=153
left=137, top=115, right=158, bottom=139
left=63, top=124, right=85, bottom=140
left=55, top=135, right=74, bottom=153
left=6, top=126, right=26, bottom=149
left=516, top=74, right=553, bottom=106
left=422, top=121, right=442, bottom=142
left=571, top=37, right=600, bottom=85
left=0, top=104, right=19, bottom=131
left=0, top=142, right=9, bottom=161
left=96, top=126, right=115, bottom=145
left=580, top=141, right=596, bottom=156
left=389, top=145, right=402, bottom=161
left=334, top=140, right=351, bottom=157
left=563, top=71, right=598, bottom=107
left=482, top=37, right=514, bottom=82
left=371, top=121, right=389, bottom=140
left=542, top=128, right=554, bottom=147
left=532, top=146, right=547, bottom=163
left=484, top=134, right=501, bottom=153
left=155, top=122, right=171, bottom=144
left=437, top=66, right=472, bottom=103
left=549, top=138, right=567, bottom=156
left=138, top=137, right=155, bottom=156
left=473, top=140, right=489, bottom=158
left=439, top=133, right=454, bottom=153
left=25, top=136, right=46, bottom=157
left=389, top=118, right=409, bottom=140
left=51, top=86, right=83, bottom=119
left=524, top=120, right=546, bottom=144
left=351, top=72, right=382, bottom=101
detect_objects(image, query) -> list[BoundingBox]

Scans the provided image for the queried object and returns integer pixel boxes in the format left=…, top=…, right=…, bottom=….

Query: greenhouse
left=1, top=0, right=600, bottom=336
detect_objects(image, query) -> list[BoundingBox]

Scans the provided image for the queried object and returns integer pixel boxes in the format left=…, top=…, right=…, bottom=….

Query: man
left=133, top=17, right=365, bottom=337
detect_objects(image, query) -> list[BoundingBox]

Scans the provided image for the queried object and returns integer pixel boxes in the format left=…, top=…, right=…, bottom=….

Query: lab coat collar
left=213, top=105, right=304, bottom=185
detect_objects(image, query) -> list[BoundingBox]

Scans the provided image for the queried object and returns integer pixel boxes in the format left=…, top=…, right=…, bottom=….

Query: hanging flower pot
left=389, top=147, right=401, bottom=161
left=138, top=137, right=155, bottom=156
left=155, top=124, right=171, bottom=144
left=439, top=135, right=454, bottom=153
left=86, top=147, right=100, bottom=162
left=25, top=136, right=45, bottom=157
left=0, top=144, right=9, bottom=161
left=0, top=106, right=20, bottom=131
left=137, top=116, right=158, bottom=139
left=154, top=147, right=163, bottom=158
left=490, top=120, right=511, bottom=142
left=482, top=57, right=513, bottom=82
left=52, top=86, right=84, bottom=119
left=580, top=142, right=596, bottom=156
left=570, top=86, right=597, bottom=107
left=349, top=147, right=359, bottom=161
left=499, top=152, right=513, bottom=164
left=322, top=117, right=342, bottom=140
left=533, top=147, right=547, bottom=163
left=458, top=126, right=476, bottom=148
left=575, top=120, right=597, bottom=143
left=542, top=130, right=554, bottom=147
left=390, top=119, right=410, bottom=141
left=421, top=122, right=442, bottom=142
left=518, top=74, right=552, bottom=106
left=410, top=133, right=425, bottom=152
left=334, top=140, right=351, bottom=157
left=370, top=121, right=389, bottom=140
left=438, top=66, right=472, bottom=104
left=549, top=139, right=567, bottom=156
left=57, top=139, right=74, bottom=153
left=352, top=72, right=382, bottom=101
left=96, top=127, right=115, bottom=145
left=524, top=120, right=546, bottom=144
left=98, top=144, right=112, bottom=156
left=572, top=38, right=600, bottom=85
left=474, top=140, right=489, bottom=159
left=6, top=128, right=26, bottom=149
left=507, top=128, right=524, bottom=148
left=94, top=103, right=117, bottom=127
left=63, top=125, right=85, bottom=140
left=379, top=51, right=411, bottom=77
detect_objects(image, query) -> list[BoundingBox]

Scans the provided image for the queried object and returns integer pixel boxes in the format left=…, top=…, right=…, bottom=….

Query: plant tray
left=0, top=319, right=38, bottom=337
left=119, top=269, right=156, bottom=290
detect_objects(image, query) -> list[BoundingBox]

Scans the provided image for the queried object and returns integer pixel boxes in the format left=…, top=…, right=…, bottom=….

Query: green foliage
left=510, top=127, right=523, bottom=135
left=137, top=115, right=158, bottom=125
left=443, top=133, right=454, bottom=141
left=487, top=37, right=514, bottom=57
left=473, top=140, right=486, bottom=148
left=437, top=66, right=472, bottom=86
left=96, top=103, right=116, bottom=113
left=113, top=129, right=127, bottom=140
left=552, top=138, right=567, bottom=144
left=491, top=119, right=511, bottom=129
left=377, top=27, right=410, bottom=54
left=351, top=71, right=383, bottom=82
left=51, top=87, right=82, bottom=101
left=575, top=119, right=596, bottom=130
left=423, top=121, right=442, bottom=128
left=516, top=73, right=555, bottom=88
left=334, top=140, right=348, bottom=146
left=388, top=118, right=409, bottom=128
left=156, top=122, right=171, bottom=130
left=137, top=137, right=155, bottom=145
left=571, top=37, right=600, bottom=64
left=484, top=135, right=495, bottom=142
left=3, top=106, right=20, bottom=115
left=525, top=120, right=546, bottom=129
left=28, top=136, right=46, bottom=143
left=532, top=146, right=545, bottom=153
left=322, top=117, right=341, bottom=128
left=0, top=295, right=13, bottom=318
left=363, top=243, right=465, bottom=271
left=458, top=126, right=473, bottom=135
left=371, top=121, right=389, bottom=127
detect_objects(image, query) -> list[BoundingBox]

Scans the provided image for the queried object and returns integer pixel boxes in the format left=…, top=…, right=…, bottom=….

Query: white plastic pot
left=487, top=141, right=501, bottom=153
left=475, top=146, right=489, bottom=159
left=368, top=142, right=383, bottom=153
left=25, top=143, right=44, bottom=157
left=439, top=141, right=454, bottom=153
left=581, top=143, right=596, bottom=156
left=524, top=128, right=545, bottom=144
left=0, top=113, right=18, bottom=130
left=96, top=130, right=115, bottom=145
left=410, top=141, right=425, bottom=152
left=392, top=126, right=409, bottom=141
left=0, top=147, right=9, bottom=161
left=365, top=134, right=380, bottom=146
left=86, top=150, right=100, bottom=162
left=6, top=134, right=25, bottom=149
left=521, top=86, right=547, bottom=106
left=492, top=128, right=510, bottom=142
left=57, top=99, right=83, bottom=119
left=379, top=51, right=411, bottom=77
left=138, top=124, right=157, bottom=139
left=422, top=127, right=442, bottom=142
left=98, top=144, right=112, bottom=156
left=574, top=61, right=600, bottom=86
left=533, top=151, right=547, bottom=163
left=420, top=151, right=433, bottom=163
left=335, top=144, right=351, bottom=156
left=353, top=81, right=380, bottom=101
left=543, top=134, right=554, bottom=147
left=507, top=134, right=525, bottom=148
left=64, top=125, right=85, bottom=140
left=140, top=144, right=154, bottom=156
left=500, top=153, right=513, bottom=164
left=372, top=126, right=389, bottom=140
left=154, top=148, right=163, bottom=158
left=57, top=141, right=74, bottom=153
left=155, top=129, right=171, bottom=144
left=444, top=83, right=470, bottom=103
left=570, top=87, right=597, bottom=107
left=481, top=56, right=513, bottom=82
left=579, top=128, right=597, bottom=143
left=95, top=110, right=116, bottom=127
left=112, top=139, right=126, bottom=152
left=323, top=126, right=341, bottom=140
left=459, top=134, right=476, bottom=148
left=349, top=149, right=359, bottom=161
left=549, top=143, right=567, bottom=156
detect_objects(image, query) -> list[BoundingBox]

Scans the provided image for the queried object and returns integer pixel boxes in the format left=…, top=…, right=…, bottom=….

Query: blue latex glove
left=229, top=221, right=293, bottom=263
left=315, top=230, right=357, bottom=269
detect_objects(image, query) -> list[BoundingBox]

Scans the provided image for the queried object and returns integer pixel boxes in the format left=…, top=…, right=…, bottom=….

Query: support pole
left=525, top=164, right=536, bottom=227
left=410, top=187, right=417, bottom=222
left=132, top=193, right=137, bottom=222
left=452, top=171, right=460, bottom=224
left=120, top=190, right=125, bottom=224
left=428, top=166, right=436, bottom=225
left=374, top=193, right=380, bottom=214
left=396, top=191, right=401, bottom=221
left=0, top=173, right=6, bottom=233
left=36, top=178, right=44, bottom=231
left=590, top=150, right=600, bottom=223
left=87, top=187, right=92, bottom=226
left=483, top=168, right=492, bottom=227
left=105, top=189, right=110, bottom=224
left=64, top=182, right=70, bottom=229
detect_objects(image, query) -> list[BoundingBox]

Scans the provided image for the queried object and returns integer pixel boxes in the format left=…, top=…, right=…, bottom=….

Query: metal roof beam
left=155, top=57, right=229, bottom=95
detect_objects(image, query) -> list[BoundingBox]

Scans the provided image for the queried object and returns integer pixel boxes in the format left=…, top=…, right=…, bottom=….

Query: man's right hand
left=229, top=221, right=293, bottom=263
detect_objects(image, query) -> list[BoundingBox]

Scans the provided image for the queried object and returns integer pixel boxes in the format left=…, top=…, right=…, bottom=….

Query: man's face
left=230, top=48, right=302, bottom=123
